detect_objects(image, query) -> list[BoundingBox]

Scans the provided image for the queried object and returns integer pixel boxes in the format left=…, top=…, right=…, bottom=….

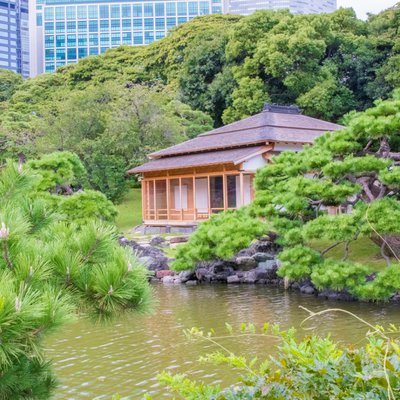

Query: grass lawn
left=309, top=236, right=390, bottom=272
left=116, top=188, right=142, bottom=234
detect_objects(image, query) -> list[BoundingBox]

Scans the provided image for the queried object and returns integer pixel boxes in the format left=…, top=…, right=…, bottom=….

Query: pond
left=46, top=284, right=400, bottom=399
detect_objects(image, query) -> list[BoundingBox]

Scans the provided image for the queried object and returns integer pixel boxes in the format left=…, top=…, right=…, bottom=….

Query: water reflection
left=45, top=284, right=400, bottom=399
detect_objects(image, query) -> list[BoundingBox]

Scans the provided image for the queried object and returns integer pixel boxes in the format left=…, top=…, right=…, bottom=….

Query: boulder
left=162, top=276, right=175, bottom=284
left=170, top=236, right=189, bottom=244
left=300, top=285, right=315, bottom=295
left=150, top=236, right=166, bottom=247
left=243, top=270, right=257, bottom=284
left=195, top=267, right=213, bottom=282
left=156, top=270, right=174, bottom=279
left=253, top=252, right=275, bottom=262
left=236, top=256, right=257, bottom=271
left=227, top=275, right=240, bottom=284
left=254, top=268, right=269, bottom=281
left=179, top=270, right=196, bottom=283
left=186, top=280, right=198, bottom=286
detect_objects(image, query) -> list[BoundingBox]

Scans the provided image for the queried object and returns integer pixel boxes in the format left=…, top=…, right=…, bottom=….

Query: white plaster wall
left=273, top=143, right=304, bottom=152
left=242, top=154, right=267, bottom=171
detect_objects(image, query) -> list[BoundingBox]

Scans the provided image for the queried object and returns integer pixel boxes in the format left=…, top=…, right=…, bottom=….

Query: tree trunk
left=370, top=234, right=400, bottom=259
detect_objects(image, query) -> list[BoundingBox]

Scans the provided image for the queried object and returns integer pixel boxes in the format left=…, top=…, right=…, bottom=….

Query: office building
left=0, top=0, right=29, bottom=77
left=225, top=0, right=336, bottom=16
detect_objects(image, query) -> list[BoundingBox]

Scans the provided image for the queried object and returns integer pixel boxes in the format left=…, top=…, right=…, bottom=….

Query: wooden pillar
left=141, top=179, right=145, bottom=222
left=239, top=172, right=244, bottom=207
left=166, top=178, right=170, bottom=221
left=193, top=176, right=196, bottom=221
left=146, top=180, right=150, bottom=220
left=153, top=180, right=156, bottom=220
left=207, top=175, right=211, bottom=217
left=179, top=177, right=183, bottom=220
left=223, top=174, right=227, bottom=211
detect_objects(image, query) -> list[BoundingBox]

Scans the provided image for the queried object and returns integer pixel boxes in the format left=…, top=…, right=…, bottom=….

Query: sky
left=337, top=0, right=397, bottom=19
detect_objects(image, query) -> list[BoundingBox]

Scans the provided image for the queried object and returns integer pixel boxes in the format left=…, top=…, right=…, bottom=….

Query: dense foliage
left=0, top=160, right=150, bottom=397
left=152, top=312, right=400, bottom=399
left=172, top=91, right=400, bottom=301
left=1, top=4, right=399, bottom=202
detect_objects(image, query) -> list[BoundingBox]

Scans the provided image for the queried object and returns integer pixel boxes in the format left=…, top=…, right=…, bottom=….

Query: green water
left=46, top=285, right=400, bottom=399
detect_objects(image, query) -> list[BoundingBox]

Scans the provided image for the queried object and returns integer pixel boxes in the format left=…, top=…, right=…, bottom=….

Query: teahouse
left=128, top=104, right=342, bottom=228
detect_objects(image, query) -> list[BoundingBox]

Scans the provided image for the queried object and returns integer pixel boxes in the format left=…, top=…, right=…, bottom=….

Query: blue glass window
left=67, top=48, right=76, bottom=59
left=44, top=8, right=54, bottom=21
left=166, top=3, right=176, bottom=16
left=100, top=33, right=109, bottom=45
left=56, top=22, right=65, bottom=33
left=155, top=18, right=164, bottom=30
left=56, top=35, right=65, bottom=47
left=156, top=31, right=165, bottom=39
left=55, top=7, right=64, bottom=20
left=166, top=18, right=176, bottom=29
left=36, top=14, right=43, bottom=26
left=99, top=5, right=109, bottom=18
left=100, top=47, right=108, bottom=54
left=178, top=17, right=187, bottom=24
left=90, top=47, right=99, bottom=55
left=144, top=31, right=154, bottom=44
left=44, top=22, right=54, bottom=34
left=89, top=20, right=98, bottom=32
left=88, top=5, right=98, bottom=19
left=67, top=35, right=76, bottom=46
left=66, top=6, right=75, bottom=20
left=199, top=2, right=209, bottom=14
left=111, top=19, right=120, bottom=31
left=133, top=4, right=142, bottom=17
left=122, top=4, right=131, bottom=17
left=144, top=4, right=153, bottom=17
left=155, top=3, right=165, bottom=16
left=111, top=33, right=120, bottom=45
left=144, top=18, right=154, bottom=30
left=56, top=48, right=65, bottom=60
left=89, top=34, right=98, bottom=46
left=45, top=48, right=54, bottom=61
left=177, top=3, right=187, bottom=15
left=78, top=21, right=87, bottom=32
left=110, top=5, right=120, bottom=18
left=78, top=35, right=87, bottom=46
left=122, top=19, right=131, bottom=30
left=67, top=21, right=76, bottom=32
left=45, top=63, right=55, bottom=73
left=78, top=48, right=88, bottom=58
left=133, top=32, right=143, bottom=44
left=122, top=32, right=132, bottom=44
left=100, top=20, right=109, bottom=31
left=77, top=6, right=87, bottom=19
left=45, top=35, right=54, bottom=48
left=133, top=19, right=142, bottom=29
left=212, top=5, right=221, bottom=13
left=188, top=2, right=198, bottom=15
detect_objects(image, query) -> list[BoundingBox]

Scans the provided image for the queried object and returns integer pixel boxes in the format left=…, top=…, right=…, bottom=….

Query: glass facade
left=0, top=0, right=29, bottom=77
left=226, top=0, right=336, bottom=16
left=34, top=0, right=221, bottom=74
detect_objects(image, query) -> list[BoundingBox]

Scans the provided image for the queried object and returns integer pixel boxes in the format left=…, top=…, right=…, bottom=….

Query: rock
left=169, top=236, right=189, bottom=244
left=195, top=267, right=213, bottom=282
left=236, top=256, right=257, bottom=271
left=243, top=270, right=257, bottom=284
left=254, top=268, right=269, bottom=281
left=253, top=252, right=275, bottom=262
left=300, top=285, right=315, bottom=295
left=227, top=275, right=240, bottom=284
left=150, top=236, right=166, bottom=247
left=186, top=280, right=198, bottom=286
left=173, top=277, right=182, bottom=284
left=318, top=289, right=356, bottom=301
left=156, top=270, right=174, bottom=279
left=162, top=276, right=175, bottom=284
left=290, top=282, right=300, bottom=291
left=138, top=256, right=154, bottom=268
left=179, top=270, right=196, bottom=283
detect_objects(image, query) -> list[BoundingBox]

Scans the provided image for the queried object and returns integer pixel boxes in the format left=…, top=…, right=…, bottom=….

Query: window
left=155, top=3, right=164, bottom=16
left=45, top=48, right=54, bottom=61
left=66, top=6, right=75, bottom=20
left=133, top=18, right=142, bottom=29
left=100, top=47, right=108, bottom=54
left=177, top=3, right=187, bottom=15
left=100, top=20, right=109, bottom=31
left=56, top=35, right=65, bottom=47
left=99, top=5, right=109, bottom=18
left=178, top=17, right=187, bottom=24
left=210, top=176, right=224, bottom=210
left=144, top=18, right=153, bottom=30
left=67, top=21, right=76, bottom=32
left=44, top=8, right=54, bottom=21
left=88, top=5, right=98, bottom=19
left=122, top=19, right=131, bottom=30
left=67, top=34, right=76, bottom=46
left=89, top=20, right=98, bottom=32
left=227, top=176, right=237, bottom=208
left=166, top=18, right=176, bottom=29
left=188, top=2, right=198, bottom=15
left=44, top=35, right=54, bottom=48
left=89, top=33, right=98, bottom=46
left=144, top=4, right=153, bottom=17
left=56, top=48, right=65, bottom=60
left=111, top=33, right=120, bottom=45
left=122, top=4, right=131, bottom=17
left=78, top=34, right=87, bottom=46
left=36, top=14, right=42, bottom=26
left=122, top=32, right=132, bottom=44
left=78, top=48, right=88, bottom=58
left=110, top=5, right=120, bottom=18
left=156, top=31, right=165, bottom=40
left=155, top=18, right=164, bottom=30
left=67, top=47, right=76, bottom=60
left=77, top=6, right=87, bottom=19
left=45, top=63, right=55, bottom=73
left=199, top=2, right=209, bottom=14
left=212, top=5, right=221, bottom=13
left=78, top=20, right=87, bottom=32
left=100, top=33, right=109, bottom=45
left=166, top=3, right=176, bottom=16
left=144, top=31, right=154, bottom=44
left=111, top=19, right=120, bottom=31
left=44, top=22, right=54, bottom=34
left=55, top=7, right=64, bottom=20
left=133, top=4, right=142, bottom=17
left=133, top=32, right=143, bottom=45
left=89, top=47, right=99, bottom=55
left=56, top=21, right=65, bottom=33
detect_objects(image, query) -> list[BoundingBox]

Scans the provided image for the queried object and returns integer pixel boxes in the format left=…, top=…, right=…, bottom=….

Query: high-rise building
left=29, top=0, right=222, bottom=76
left=0, top=0, right=29, bottom=77
left=224, top=0, right=336, bottom=15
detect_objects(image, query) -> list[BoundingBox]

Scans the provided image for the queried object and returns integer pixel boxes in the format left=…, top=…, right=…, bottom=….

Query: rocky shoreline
left=119, top=236, right=399, bottom=303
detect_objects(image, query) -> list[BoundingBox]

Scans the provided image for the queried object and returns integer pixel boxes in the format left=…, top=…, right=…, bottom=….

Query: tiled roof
left=149, top=111, right=342, bottom=159
left=128, top=146, right=267, bottom=173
